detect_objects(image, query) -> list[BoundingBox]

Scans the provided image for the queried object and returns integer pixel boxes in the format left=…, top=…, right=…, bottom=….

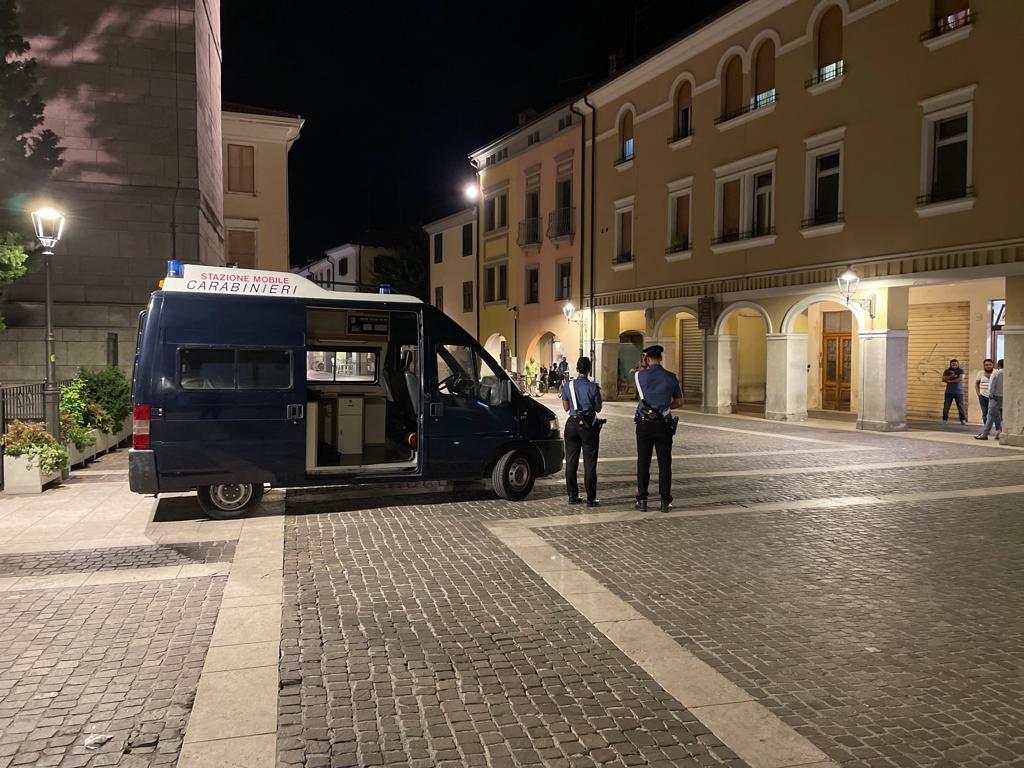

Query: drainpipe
left=470, top=158, right=482, bottom=343
left=569, top=102, right=586, bottom=361
left=583, top=94, right=597, bottom=361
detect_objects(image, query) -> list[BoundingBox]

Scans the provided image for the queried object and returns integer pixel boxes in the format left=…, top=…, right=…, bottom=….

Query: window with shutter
left=433, top=233, right=443, bottom=264
left=227, top=229, right=257, bottom=268
left=462, top=281, right=473, bottom=312
left=722, top=56, right=743, bottom=119
left=620, top=112, right=634, bottom=161
left=226, top=144, right=255, bottom=194
left=817, top=6, right=843, bottom=71
left=722, top=180, right=741, bottom=240
left=753, top=41, right=776, bottom=108
left=675, top=82, right=692, bottom=140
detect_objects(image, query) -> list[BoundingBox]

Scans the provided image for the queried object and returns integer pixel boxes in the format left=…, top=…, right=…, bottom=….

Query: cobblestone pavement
left=0, top=578, right=223, bottom=768
left=0, top=541, right=236, bottom=578
left=281, top=403, right=1023, bottom=767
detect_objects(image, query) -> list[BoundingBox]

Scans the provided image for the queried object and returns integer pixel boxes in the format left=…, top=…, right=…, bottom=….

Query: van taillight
left=133, top=404, right=151, bottom=450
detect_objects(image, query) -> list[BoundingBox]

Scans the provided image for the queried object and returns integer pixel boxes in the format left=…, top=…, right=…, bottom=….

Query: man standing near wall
left=975, top=358, right=995, bottom=425
left=976, top=360, right=1004, bottom=440
left=942, top=358, right=967, bottom=424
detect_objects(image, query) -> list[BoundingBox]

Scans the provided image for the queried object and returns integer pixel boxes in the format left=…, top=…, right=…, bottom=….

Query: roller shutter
left=906, top=301, right=970, bottom=420
left=680, top=317, right=704, bottom=399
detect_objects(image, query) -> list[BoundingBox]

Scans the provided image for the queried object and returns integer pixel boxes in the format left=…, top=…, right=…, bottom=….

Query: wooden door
left=821, top=311, right=852, bottom=411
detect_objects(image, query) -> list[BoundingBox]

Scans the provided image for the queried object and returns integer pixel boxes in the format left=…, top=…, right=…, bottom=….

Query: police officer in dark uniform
left=633, top=345, right=682, bottom=512
left=561, top=356, right=603, bottom=507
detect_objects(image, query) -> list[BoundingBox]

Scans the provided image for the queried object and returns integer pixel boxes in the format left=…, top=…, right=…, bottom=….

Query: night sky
left=221, top=0, right=732, bottom=266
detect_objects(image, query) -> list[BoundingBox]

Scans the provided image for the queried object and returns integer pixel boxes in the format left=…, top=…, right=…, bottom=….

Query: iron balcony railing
left=801, top=211, right=845, bottom=228
left=612, top=252, right=634, bottom=265
left=1, top=380, right=76, bottom=432
left=715, top=91, right=777, bottom=125
left=667, top=125, right=693, bottom=144
left=805, top=60, right=845, bottom=88
left=920, top=10, right=974, bottom=41
left=517, top=218, right=542, bottom=248
left=916, top=184, right=973, bottom=206
left=711, top=226, right=776, bottom=246
left=547, top=208, right=575, bottom=241
left=665, top=240, right=690, bottom=255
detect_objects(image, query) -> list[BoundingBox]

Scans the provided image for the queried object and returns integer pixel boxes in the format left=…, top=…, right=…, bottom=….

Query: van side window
left=436, top=345, right=503, bottom=406
left=181, top=349, right=235, bottom=389
left=238, top=350, right=291, bottom=389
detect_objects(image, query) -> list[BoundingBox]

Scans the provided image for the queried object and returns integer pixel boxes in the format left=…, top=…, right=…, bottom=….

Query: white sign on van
left=162, top=264, right=421, bottom=304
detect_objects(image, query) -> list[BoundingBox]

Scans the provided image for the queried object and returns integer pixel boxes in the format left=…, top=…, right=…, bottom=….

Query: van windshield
left=436, top=344, right=503, bottom=405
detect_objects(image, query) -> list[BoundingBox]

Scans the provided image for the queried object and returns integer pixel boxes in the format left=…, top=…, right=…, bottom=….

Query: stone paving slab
left=0, top=541, right=236, bottom=577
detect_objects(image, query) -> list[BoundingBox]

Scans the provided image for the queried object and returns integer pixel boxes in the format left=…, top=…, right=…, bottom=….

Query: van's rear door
left=152, top=295, right=307, bottom=489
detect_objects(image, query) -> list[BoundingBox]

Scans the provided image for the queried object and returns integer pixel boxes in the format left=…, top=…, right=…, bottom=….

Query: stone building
left=1, top=0, right=224, bottom=383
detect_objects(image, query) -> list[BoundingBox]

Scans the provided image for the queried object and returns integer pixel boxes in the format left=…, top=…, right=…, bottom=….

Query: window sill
left=922, top=25, right=971, bottom=51
left=484, top=300, right=508, bottom=307
left=915, top=195, right=975, bottom=218
left=611, top=260, right=635, bottom=272
left=807, top=75, right=844, bottom=96
left=668, top=135, right=693, bottom=151
left=615, top=159, right=634, bottom=172
left=716, top=102, right=775, bottom=133
left=710, top=234, right=776, bottom=254
left=483, top=227, right=509, bottom=239
left=800, top=221, right=845, bottom=238
left=664, top=249, right=692, bottom=263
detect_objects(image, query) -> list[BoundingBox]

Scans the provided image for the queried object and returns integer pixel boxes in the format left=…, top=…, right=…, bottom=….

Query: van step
left=284, top=480, right=456, bottom=506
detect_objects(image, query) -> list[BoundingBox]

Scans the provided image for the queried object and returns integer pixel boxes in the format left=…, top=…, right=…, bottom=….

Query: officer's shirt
left=635, top=364, right=682, bottom=415
left=562, top=376, right=602, bottom=416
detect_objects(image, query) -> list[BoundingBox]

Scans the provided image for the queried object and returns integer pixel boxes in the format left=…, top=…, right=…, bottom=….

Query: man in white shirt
left=976, top=359, right=1004, bottom=440
left=975, top=358, right=995, bottom=424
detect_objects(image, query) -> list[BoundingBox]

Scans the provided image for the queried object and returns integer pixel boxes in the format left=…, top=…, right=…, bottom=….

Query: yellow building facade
left=222, top=104, right=303, bottom=272
left=570, top=0, right=1024, bottom=443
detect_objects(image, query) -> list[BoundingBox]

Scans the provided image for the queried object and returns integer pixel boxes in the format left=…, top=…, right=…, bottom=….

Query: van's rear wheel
left=491, top=450, right=536, bottom=501
left=197, top=483, right=264, bottom=520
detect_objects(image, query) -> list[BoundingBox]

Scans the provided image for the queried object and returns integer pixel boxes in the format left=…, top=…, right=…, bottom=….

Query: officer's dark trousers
left=636, top=420, right=673, bottom=502
left=564, top=419, right=599, bottom=502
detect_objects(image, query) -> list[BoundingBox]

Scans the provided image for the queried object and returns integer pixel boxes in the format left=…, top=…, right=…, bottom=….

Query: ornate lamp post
left=30, top=207, right=65, bottom=439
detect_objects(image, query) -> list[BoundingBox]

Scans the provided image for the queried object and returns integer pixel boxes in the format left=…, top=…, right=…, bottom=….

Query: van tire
left=197, top=483, right=264, bottom=520
left=491, top=450, right=536, bottom=501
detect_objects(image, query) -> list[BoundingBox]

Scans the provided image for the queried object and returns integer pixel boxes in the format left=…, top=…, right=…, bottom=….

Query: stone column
left=999, top=275, right=1024, bottom=446
left=765, top=333, right=808, bottom=421
left=592, top=340, right=620, bottom=399
left=856, top=330, right=909, bottom=431
left=703, top=335, right=738, bottom=414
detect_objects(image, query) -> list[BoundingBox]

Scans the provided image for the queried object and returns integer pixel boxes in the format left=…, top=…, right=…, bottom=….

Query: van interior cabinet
left=335, top=396, right=363, bottom=455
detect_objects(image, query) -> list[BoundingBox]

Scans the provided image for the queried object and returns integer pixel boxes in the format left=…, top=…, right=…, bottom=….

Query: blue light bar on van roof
left=379, top=284, right=392, bottom=294
left=166, top=259, right=184, bottom=278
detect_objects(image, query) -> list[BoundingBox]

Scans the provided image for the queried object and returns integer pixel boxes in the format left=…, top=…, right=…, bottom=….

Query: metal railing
left=517, top=218, right=541, bottom=248
left=547, top=208, right=575, bottom=241
left=920, top=10, right=974, bottom=41
left=612, top=252, right=634, bottom=265
left=801, top=211, right=845, bottom=228
left=1, top=380, right=76, bottom=433
left=667, top=126, right=693, bottom=144
left=614, top=152, right=634, bottom=166
left=711, top=227, right=776, bottom=245
left=916, top=185, right=973, bottom=206
left=715, top=91, right=777, bottom=125
left=665, top=241, right=691, bottom=254
left=805, top=60, right=845, bottom=88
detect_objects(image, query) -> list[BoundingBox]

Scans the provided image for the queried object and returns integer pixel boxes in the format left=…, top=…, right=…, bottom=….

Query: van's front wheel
left=197, top=483, right=264, bottom=520
left=491, top=450, right=536, bottom=501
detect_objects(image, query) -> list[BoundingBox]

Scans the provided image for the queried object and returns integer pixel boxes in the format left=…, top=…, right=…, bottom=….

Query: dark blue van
left=129, top=265, right=562, bottom=518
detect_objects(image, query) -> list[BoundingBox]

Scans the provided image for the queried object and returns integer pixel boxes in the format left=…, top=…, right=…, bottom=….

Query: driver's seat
left=401, top=349, right=419, bottom=416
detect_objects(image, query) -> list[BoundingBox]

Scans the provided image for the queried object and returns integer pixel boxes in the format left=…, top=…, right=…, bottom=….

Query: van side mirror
left=500, top=378, right=513, bottom=404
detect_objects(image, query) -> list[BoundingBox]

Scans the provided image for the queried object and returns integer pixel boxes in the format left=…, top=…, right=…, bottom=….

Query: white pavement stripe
left=177, top=515, right=284, bottom=768
left=488, top=523, right=837, bottom=768
left=675, top=419, right=842, bottom=445
left=0, top=561, right=232, bottom=592
left=593, top=447, right=852, bottom=464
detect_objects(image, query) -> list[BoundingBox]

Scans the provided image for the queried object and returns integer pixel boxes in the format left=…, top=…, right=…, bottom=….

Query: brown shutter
left=676, top=82, right=692, bottom=111
left=817, top=6, right=843, bottom=68
left=680, top=316, right=703, bottom=396
left=675, top=195, right=690, bottom=241
left=754, top=41, right=775, bottom=94
left=620, top=211, right=632, bottom=255
left=722, top=180, right=741, bottom=236
left=227, top=230, right=256, bottom=269
left=724, top=56, right=743, bottom=116
left=935, top=0, right=968, bottom=19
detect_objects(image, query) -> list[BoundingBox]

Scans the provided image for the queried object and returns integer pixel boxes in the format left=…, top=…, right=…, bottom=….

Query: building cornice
left=223, top=111, right=304, bottom=149
left=423, top=208, right=476, bottom=234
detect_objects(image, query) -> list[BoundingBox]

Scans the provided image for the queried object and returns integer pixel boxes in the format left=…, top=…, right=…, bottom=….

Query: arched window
left=721, top=55, right=743, bottom=121
left=817, top=6, right=844, bottom=81
left=619, top=111, right=634, bottom=162
left=752, top=40, right=776, bottom=109
left=674, top=81, right=692, bottom=140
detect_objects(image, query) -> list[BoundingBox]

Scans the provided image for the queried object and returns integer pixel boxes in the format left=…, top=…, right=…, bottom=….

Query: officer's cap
left=642, top=345, right=664, bottom=357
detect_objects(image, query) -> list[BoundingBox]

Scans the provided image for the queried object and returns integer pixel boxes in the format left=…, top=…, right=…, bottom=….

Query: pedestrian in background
left=561, top=356, right=603, bottom=507
left=941, top=358, right=967, bottom=424
left=524, top=357, right=540, bottom=397
left=976, top=359, right=1004, bottom=440
left=975, top=358, right=994, bottom=425
left=633, top=345, right=682, bottom=513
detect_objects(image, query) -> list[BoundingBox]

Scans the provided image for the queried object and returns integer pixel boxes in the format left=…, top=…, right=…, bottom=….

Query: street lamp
left=31, top=207, right=66, bottom=439
left=562, top=301, right=576, bottom=323
left=563, top=301, right=586, bottom=360
left=837, top=266, right=875, bottom=319
left=464, top=183, right=479, bottom=201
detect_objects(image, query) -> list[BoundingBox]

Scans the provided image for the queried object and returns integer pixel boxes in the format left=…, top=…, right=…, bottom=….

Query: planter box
left=67, top=441, right=90, bottom=468
left=3, top=454, right=61, bottom=494
left=87, top=429, right=102, bottom=460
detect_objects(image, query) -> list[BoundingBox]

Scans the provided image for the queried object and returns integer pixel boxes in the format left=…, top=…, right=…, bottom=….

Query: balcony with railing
left=801, top=211, right=844, bottom=229
left=667, top=124, right=693, bottom=146
left=547, top=207, right=575, bottom=242
left=916, top=184, right=973, bottom=206
left=611, top=252, right=634, bottom=271
left=517, top=218, right=542, bottom=249
left=805, top=60, right=845, bottom=89
left=711, top=226, right=776, bottom=248
left=715, top=90, right=776, bottom=128
left=921, top=9, right=974, bottom=41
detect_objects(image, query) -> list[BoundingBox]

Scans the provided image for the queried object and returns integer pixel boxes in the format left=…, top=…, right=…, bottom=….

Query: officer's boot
left=637, top=497, right=648, bottom=512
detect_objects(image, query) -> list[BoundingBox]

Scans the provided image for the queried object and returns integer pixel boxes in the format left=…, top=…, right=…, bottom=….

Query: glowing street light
left=464, top=183, right=479, bottom=201
left=562, top=301, right=576, bottom=323
left=30, top=207, right=67, bottom=439
left=837, top=266, right=875, bottom=319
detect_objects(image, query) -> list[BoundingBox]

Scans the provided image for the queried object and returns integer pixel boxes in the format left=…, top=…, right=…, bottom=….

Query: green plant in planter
left=671, top=234, right=689, bottom=252
left=85, top=402, right=115, bottom=433
left=78, top=366, right=131, bottom=433
left=2, top=420, right=68, bottom=475
left=60, top=378, right=98, bottom=450
left=60, top=411, right=95, bottom=452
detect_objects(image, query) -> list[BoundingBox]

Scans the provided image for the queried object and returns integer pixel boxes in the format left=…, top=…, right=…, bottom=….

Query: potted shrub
left=60, top=378, right=98, bottom=465
left=671, top=234, right=689, bottom=253
left=2, top=420, right=68, bottom=493
left=79, top=366, right=131, bottom=449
